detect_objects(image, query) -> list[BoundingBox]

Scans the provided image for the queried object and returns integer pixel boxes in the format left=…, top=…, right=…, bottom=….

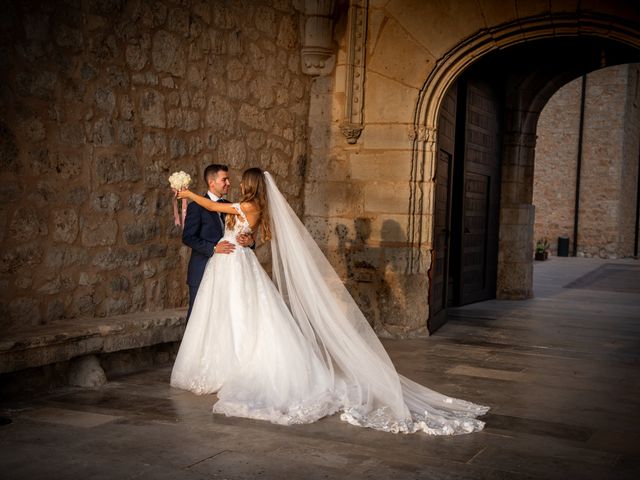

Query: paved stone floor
left=1, top=257, right=639, bottom=479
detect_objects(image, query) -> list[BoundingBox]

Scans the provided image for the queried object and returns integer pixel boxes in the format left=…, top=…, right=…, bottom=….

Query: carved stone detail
left=340, top=0, right=368, bottom=144
left=301, top=0, right=336, bottom=76
left=409, top=125, right=433, bottom=143
left=340, top=123, right=363, bottom=144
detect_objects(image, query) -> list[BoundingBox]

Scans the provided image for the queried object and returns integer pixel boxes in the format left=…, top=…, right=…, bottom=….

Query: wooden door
left=457, top=79, right=501, bottom=304
left=429, top=83, right=457, bottom=332
left=429, top=75, right=501, bottom=332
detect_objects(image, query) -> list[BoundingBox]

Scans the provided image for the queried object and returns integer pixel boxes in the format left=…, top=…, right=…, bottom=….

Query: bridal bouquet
left=169, top=171, right=192, bottom=228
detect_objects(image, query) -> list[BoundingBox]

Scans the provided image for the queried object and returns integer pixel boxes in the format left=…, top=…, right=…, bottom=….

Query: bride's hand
left=236, top=233, right=255, bottom=248
left=176, top=189, right=192, bottom=200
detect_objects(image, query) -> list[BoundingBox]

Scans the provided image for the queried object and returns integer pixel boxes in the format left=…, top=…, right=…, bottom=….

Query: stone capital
left=340, top=122, right=363, bottom=144
left=301, top=0, right=336, bottom=76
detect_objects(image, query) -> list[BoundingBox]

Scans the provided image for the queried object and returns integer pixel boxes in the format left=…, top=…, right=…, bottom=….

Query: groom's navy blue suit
left=182, top=194, right=229, bottom=319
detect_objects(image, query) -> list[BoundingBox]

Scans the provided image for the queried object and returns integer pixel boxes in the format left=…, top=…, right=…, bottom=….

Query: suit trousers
left=187, top=284, right=200, bottom=321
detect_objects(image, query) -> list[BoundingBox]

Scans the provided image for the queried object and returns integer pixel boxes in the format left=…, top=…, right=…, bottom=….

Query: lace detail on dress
left=213, top=390, right=340, bottom=426
left=340, top=404, right=488, bottom=435
left=225, top=203, right=253, bottom=243
left=231, top=202, right=247, bottom=221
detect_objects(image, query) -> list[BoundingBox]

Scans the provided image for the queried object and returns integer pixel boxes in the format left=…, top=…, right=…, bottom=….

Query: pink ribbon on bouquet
left=172, top=192, right=188, bottom=228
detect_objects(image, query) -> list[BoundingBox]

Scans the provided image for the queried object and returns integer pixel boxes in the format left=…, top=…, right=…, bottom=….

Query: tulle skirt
left=171, top=241, right=489, bottom=434
left=170, top=245, right=339, bottom=425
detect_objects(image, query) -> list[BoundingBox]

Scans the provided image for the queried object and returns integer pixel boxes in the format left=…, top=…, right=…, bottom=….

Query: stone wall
left=621, top=65, right=640, bottom=256
left=0, top=0, right=310, bottom=330
left=304, top=2, right=431, bottom=337
left=531, top=77, right=581, bottom=254
left=533, top=64, right=640, bottom=258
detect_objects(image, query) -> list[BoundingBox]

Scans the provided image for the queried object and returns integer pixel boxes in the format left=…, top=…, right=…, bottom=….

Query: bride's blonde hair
left=226, top=167, right=271, bottom=241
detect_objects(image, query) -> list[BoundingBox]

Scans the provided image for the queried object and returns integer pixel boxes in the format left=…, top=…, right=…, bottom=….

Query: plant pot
left=535, top=251, right=548, bottom=261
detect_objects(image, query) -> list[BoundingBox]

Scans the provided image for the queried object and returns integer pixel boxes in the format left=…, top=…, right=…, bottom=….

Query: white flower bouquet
left=168, top=171, right=192, bottom=228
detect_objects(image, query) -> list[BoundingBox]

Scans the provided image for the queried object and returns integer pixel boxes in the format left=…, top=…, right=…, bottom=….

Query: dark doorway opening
left=429, top=68, right=503, bottom=333
left=427, top=36, right=640, bottom=333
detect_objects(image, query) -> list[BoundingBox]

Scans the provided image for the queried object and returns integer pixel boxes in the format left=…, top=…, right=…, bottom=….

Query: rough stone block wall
left=621, top=65, right=640, bottom=256
left=0, top=0, right=310, bottom=330
left=580, top=66, right=627, bottom=258
left=532, top=76, right=581, bottom=254
left=533, top=64, right=639, bottom=258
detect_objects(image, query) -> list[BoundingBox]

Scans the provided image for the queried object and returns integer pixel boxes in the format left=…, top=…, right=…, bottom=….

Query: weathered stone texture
left=139, top=90, right=166, bottom=128
left=68, top=355, right=107, bottom=387
left=44, top=246, right=90, bottom=269
left=9, top=207, right=48, bottom=241
left=0, top=0, right=309, bottom=330
left=95, top=153, right=141, bottom=184
left=8, top=297, right=41, bottom=326
left=151, top=30, right=185, bottom=76
left=92, top=192, right=122, bottom=214
left=123, top=220, right=160, bottom=245
left=52, top=209, right=79, bottom=244
left=81, top=216, right=118, bottom=247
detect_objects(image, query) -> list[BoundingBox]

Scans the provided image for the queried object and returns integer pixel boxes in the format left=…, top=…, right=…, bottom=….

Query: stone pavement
left=1, top=257, right=639, bottom=479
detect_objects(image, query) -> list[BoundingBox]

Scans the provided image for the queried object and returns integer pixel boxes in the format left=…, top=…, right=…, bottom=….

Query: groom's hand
left=214, top=240, right=235, bottom=255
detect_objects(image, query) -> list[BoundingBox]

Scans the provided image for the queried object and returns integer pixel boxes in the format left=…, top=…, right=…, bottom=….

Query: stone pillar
left=497, top=131, right=537, bottom=299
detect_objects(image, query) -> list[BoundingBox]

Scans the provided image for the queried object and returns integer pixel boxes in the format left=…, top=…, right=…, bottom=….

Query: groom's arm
left=182, top=202, right=216, bottom=257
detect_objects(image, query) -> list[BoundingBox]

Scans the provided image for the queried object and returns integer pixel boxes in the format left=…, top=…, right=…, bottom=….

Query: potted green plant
left=535, top=237, right=550, bottom=261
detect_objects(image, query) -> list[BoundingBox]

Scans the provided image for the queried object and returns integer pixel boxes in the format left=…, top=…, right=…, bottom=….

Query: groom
left=182, top=164, right=252, bottom=319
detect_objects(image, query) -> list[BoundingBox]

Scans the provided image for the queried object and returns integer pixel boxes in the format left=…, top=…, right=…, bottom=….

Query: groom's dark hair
left=204, top=164, right=228, bottom=183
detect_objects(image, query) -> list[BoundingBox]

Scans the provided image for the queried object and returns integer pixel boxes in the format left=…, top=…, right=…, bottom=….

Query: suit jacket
left=182, top=196, right=229, bottom=287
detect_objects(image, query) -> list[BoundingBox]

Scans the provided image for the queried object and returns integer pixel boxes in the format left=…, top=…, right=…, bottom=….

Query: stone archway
left=408, top=13, right=640, bottom=330
left=303, top=2, right=640, bottom=336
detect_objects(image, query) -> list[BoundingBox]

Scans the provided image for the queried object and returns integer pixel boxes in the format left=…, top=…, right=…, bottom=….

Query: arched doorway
left=418, top=23, right=640, bottom=332
left=533, top=64, right=640, bottom=260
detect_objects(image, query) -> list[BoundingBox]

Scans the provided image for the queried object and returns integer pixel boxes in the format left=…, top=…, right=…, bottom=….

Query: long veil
left=264, top=172, right=489, bottom=435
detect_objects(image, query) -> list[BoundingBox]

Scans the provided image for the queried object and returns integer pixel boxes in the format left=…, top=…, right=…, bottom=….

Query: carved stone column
left=407, top=125, right=435, bottom=274
left=340, top=0, right=368, bottom=144
left=301, top=0, right=336, bottom=76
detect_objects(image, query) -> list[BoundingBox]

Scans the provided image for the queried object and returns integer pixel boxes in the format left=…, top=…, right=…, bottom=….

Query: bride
left=171, top=167, right=489, bottom=435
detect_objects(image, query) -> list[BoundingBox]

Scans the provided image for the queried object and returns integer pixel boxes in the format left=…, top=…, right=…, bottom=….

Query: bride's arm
left=176, top=190, right=239, bottom=215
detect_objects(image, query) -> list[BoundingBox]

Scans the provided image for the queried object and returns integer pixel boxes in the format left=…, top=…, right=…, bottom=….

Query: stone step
left=0, top=309, right=187, bottom=375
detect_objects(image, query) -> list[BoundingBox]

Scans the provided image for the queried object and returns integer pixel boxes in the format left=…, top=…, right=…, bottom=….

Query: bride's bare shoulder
left=239, top=201, right=259, bottom=213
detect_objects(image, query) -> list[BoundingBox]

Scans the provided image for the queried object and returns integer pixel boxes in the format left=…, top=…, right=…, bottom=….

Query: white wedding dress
left=171, top=203, right=338, bottom=424
left=171, top=174, right=489, bottom=435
